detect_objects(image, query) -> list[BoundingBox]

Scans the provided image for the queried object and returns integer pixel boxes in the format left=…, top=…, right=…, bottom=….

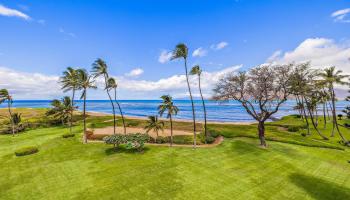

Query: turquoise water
left=0, top=100, right=347, bottom=122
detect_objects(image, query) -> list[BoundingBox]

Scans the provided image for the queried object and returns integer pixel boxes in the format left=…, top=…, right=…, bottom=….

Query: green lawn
left=1, top=110, right=350, bottom=199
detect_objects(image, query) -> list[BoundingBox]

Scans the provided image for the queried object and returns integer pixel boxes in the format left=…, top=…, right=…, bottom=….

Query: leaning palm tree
left=106, top=77, right=126, bottom=134
left=77, top=69, right=96, bottom=143
left=46, top=96, right=75, bottom=125
left=0, top=89, right=14, bottom=136
left=319, top=66, right=349, bottom=144
left=60, top=67, right=80, bottom=134
left=190, top=65, right=208, bottom=142
left=144, top=115, right=164, bottom=142
left=158, top=95, right=179, bottom=147
left=92, top=58, right=117, bottom=135
left=171, top=43, right=197, bottom=148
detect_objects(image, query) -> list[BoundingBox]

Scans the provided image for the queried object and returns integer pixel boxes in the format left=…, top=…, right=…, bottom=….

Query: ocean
left=0, top=100, right=347, bottom=122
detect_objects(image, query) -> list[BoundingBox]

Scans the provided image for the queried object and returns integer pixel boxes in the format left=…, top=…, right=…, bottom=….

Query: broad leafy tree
left=171, top=43, right=197, bottom=148
left=158, top=95, right=179, bottom=147
left=214, top=64, right=293, bottom=147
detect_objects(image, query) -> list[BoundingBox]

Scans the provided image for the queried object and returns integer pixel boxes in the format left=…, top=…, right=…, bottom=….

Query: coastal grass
left=0, top=125, right=350, bottom=199
left=1, top=108, right=350, bottom=199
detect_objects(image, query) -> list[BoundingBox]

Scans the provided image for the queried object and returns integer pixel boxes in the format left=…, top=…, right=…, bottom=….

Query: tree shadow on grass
left=290, top=173, right=350, bottom=200
left=104, top=146, right=150, bottom=155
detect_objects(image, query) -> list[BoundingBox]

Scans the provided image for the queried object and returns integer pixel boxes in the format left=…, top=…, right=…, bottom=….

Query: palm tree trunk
left=198, top=74, right=208, bottom=143
left=114, top=88, right=126, bottom=135
left=331, top=89, right=349, bottom=144
left=70, top=88, right=75, bottom=135
left=184, top=58, right=196, bottom=148
left=104, top=75, right=116, bottom=135
left=83, top=90, right=87, bottom=144
left=7, top=100, right=14, bottom=136
left=301, top=97, right=310, bottom=135
left=323, top=102, right=327, bottom=129
left=305, top=98, right=328, bottom=140
left=170, top=114, right=173, bottom=147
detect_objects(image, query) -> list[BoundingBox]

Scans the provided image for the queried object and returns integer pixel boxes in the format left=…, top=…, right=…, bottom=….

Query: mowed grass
left=1, top=121, right=350, bottom=199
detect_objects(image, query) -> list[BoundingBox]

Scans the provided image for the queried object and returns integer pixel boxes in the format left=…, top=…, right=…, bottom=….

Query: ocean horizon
left=0, top=100, right=347, bottom=122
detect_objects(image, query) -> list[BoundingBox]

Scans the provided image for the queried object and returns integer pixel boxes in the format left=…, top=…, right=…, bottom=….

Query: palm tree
left=77, top=69, right=96, bottom=143
left=158, top=95, right=179, bottom=147
left=319, top=66, right=349, bottom=144
left=144, top=115, right=164, bottom=142
left=171, top=43, right=197, bottom=148
left=190, top=65, right=208, bottom=142
left=0, top=89, right=14, bottom=136
left=106, top=77, right=127, bottom=134
left=60, top=67, right=80, bottom=134
left=46, top=96, right=75, bottom=125
left=92, top=58, right=117, bottom=135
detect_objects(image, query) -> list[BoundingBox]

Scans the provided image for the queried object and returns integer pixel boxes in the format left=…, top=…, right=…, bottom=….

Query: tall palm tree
left=144, top=115, right=164, bottom=141
left=190, top=65, right=208, bottom=142
left=92, top=58, right=117, bottom=135
left=77, top=69, right=96, bottom=143
left=158, top=95, right=179, bottom=147
left=0, top=89, right=14, bottom=136
left=319, top=66, right=349, bottom=144
left=106, top=77, right=127, bottom=134
left=171, top=43, right=197, bottom=148
left=60, top=67, right=80, bottom=134
left=46, top=96, right=75, bottom=125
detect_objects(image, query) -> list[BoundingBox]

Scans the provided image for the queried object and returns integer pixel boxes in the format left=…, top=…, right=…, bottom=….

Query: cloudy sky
left=0, top=0, right=349, bottom=100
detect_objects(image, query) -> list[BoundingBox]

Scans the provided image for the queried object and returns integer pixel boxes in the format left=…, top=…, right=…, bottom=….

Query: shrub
left=62, top=133, right=75, bottom=138
left=103, top=134, right=126, bottom=149
left=155, top=136, right=168, bottom=144
left=172, top=135, right=195, bottom=145
left=301, top=133, right=307, bottom=137
left=287, top=126, right=300, bottom=132
left=126, top=121, right=139, bottom=127
left=338, top=114, right=343, bottom=120
left=125, top=133, right=150, bottom=152
left=15, top=146, right=39, bottom=156
left=208, top=129, right=220, bottom=138
left=201, top=136, right=216, bottom=144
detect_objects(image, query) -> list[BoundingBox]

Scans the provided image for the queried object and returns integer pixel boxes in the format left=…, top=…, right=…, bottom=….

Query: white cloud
left=125, top=68, right=144, bottom=77
left=211, top=42, right=229, bottom=50
left=158, top=50, right=172, bottom=63
left=59, top=28, right=76, bottom=38
left=0, top=67, right=61, bottom=99
left=192, top=47, right=207, bottom=57
left=267, top=50, right=282, bottom=62
left=331, top=8, right=350, bottom=23
left=0, top=4, right=30, bottom=20
left=267, top=37, right=350, bottom=92
left=0, top=64, right=242, bottom=99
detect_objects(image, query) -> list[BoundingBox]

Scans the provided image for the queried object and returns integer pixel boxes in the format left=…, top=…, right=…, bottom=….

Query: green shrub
left=62, top=133, right=75, bottom=138
left=155, top=136, right=168, bottom=144
left=205, top=136, right=216, bottom=144
left=15, top=146, right=39, bottom=156
left=208, top=129, right=220, bottom=138
left=103, top=134, right=126, bottom=149
left=287, top=126, right=300, bottom=132
left=125, top=133, right=150, bottom=152
left=301, top=133, right=307, bottom=137
left=172, top=135, right=195, bottom=145
left=126, top=121, right=139, bottom=127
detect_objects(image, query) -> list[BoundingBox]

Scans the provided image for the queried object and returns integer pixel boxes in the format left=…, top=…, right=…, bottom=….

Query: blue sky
left=0, top=0, right=349, bottom=99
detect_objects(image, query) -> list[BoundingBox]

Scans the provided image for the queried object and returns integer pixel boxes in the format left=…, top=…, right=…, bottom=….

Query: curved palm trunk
left=83, top=91, right=87, bottom=144
left=70, top=88, right=75, bottom=135
left=170, top=114, right=173, bottom=147
left=331, top=89, right=349, bottom=144
left=198, top=74, right=208, bottom=142
left=104, top=75, right=116, bottom=135
left=305, top=97, right=328, bottom=140
left=301, top=97, right=310, bottom=135
left=184, top=58, right=197, bottom=148
left=114, top=88, right=126, bottom=135
left=7, top=100, right=14, bottom=136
